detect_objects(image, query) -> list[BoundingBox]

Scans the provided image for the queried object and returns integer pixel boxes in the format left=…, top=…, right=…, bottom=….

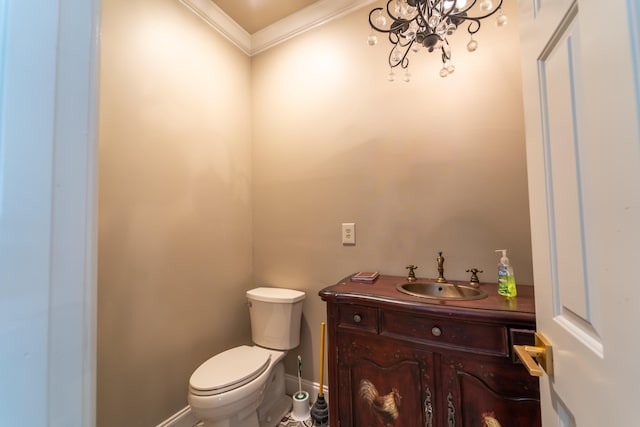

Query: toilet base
left=257, top=362, right=291, bottom=427
left=258, top=395, right=291, bottom=427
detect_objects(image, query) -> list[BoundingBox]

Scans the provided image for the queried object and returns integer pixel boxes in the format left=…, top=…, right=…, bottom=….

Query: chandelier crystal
left=368, top=0, right=506, bottom=80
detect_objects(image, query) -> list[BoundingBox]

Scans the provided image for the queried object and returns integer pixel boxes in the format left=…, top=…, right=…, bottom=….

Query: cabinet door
left=441, top=354, right=541, bottom=427
left=337, top=333, right=436, bottom=427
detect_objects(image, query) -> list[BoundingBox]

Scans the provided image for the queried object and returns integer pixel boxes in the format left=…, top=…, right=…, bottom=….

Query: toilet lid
left=189, top=345, right=271, bottom=396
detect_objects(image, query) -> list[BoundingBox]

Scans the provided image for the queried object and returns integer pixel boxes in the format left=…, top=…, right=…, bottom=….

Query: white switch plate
left=342, top=223, right=355, bottom=245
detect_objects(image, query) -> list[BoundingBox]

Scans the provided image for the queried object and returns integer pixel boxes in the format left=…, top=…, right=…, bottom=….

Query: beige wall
left=251, top=0, right=531, bottom=380
left=98, top=0, right=252, bottom=425
left=98, top=0, right=531, bottom=425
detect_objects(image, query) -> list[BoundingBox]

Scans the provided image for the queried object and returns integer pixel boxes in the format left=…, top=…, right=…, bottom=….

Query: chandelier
left=368, top=0, right=507, bottom=81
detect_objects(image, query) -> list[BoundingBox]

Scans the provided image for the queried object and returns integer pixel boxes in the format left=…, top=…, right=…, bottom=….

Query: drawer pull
left=447, top=392, right=456, bottom=426
left=424, top=388, right=433, bottom=427
left=431, top=326, right=442, bottom=337
left=353, top=314, right=362, bottom=323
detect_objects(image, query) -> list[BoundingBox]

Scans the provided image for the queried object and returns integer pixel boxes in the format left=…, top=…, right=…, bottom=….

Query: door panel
left=337, top=333, right=435, bottom=427
left=537, top=5, right=602, bottom=352
left=352, top=360, right=424, bottom=427
left=442, top=355, right=541, bottom=427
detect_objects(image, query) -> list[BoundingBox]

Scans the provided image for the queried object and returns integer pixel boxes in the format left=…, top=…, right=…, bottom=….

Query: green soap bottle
left=495, top=249, right=517, bottom=298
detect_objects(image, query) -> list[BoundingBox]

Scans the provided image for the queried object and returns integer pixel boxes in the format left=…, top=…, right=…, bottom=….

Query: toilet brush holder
left=291, top=391, right=310, bottom=421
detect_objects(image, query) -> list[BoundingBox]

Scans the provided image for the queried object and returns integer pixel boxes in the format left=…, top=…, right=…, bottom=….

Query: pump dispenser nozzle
left=495, top=249, right=510, bottom=265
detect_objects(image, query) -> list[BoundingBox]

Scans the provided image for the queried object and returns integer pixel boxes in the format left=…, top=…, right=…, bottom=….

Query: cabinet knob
left=353, top=314, right=362, bottom=323
left=431, top=326, right=442, bottom=337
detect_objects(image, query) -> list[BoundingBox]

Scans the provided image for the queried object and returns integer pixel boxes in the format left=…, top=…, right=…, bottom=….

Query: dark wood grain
left=320, top=274, right=541, bottom=427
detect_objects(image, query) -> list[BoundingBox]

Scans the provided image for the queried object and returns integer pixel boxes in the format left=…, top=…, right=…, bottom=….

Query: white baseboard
left=156, top=405, right=199, bottom=427
left=156, top=374, right=328, bottom=427
left=284, top=373, right=329, bottom=406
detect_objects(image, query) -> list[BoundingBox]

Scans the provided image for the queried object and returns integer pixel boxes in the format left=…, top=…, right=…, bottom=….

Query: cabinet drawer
left=380, top=310, right=508, bottom=356
left=338, top=304, right=378, bottom=333
left=510, top=328, right=536, bottom=363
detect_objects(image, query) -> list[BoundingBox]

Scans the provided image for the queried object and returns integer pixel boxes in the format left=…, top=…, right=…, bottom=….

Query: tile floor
left=192, top=410, right=314, bottom=427
left=278, top=411, right=313, bottom=427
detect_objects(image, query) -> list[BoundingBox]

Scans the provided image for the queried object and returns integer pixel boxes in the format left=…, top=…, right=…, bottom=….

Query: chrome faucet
left=436, top=252, right=446, bottom=283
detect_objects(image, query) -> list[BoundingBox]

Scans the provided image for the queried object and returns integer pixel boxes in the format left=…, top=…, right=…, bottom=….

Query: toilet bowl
left=188, top=346, right=288, bottom=427
left=188, top=287, right=305, bottom=427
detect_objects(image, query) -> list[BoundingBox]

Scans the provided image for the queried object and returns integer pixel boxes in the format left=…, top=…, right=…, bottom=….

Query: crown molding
left=179, top=0, right=252, bottom=55
left=179, top=0, right=377, bottom=56
left=250, top=0, right=377, bottom=55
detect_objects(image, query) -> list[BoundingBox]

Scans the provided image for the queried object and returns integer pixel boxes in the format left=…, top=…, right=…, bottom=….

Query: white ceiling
left=179, top=0, right=377, bottom=55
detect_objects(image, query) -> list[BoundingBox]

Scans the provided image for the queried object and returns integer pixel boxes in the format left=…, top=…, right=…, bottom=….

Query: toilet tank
left=246, top=287, right=305, bottom=350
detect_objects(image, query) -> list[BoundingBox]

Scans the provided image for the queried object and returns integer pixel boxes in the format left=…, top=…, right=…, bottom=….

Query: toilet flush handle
left=245, top=301, right=252, bottom=308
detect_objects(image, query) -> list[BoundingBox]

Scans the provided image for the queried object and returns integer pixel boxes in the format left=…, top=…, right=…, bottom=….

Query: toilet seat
left=189, top=345, right=271, bottom=396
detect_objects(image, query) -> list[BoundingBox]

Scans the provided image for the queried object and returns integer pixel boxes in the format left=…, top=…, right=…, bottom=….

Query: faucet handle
left=406, top=265, right=418, bottom=282
left=466, top=268, right=483, bottom=287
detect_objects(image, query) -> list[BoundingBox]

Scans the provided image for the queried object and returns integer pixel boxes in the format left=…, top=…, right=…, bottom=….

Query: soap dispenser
left=495, top=249, right=517, bottom=298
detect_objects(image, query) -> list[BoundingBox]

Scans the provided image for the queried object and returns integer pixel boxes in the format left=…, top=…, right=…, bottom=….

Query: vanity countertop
left=319, top=274, right=536, bottom=324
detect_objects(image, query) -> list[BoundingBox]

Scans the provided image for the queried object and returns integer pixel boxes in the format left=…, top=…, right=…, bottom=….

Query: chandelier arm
left=389, top=30, right=414, bottom=48
left=385, top=0, right=402, bottom=20
left=388, top=31, right=400, bottom=45
left=387, top=49, right=396, bottom=68
left=465, top=18, right=481, bottom=35
left=388, top=44, right=411, bottom=69
left=370, top=2, right=420, bottom=35
left=440, top=0, right=470, bottom=21
left=401, top=55, right=410, bottom=69
left=415, top=1, right=429, bottom=28
left=460, top=0, right=504, bottom=21
left=397, top=36, right=414, bottom=47
left=386, top=31, right=409, bottom=66
left=434, top=0, right=441, bottom=15
left=441, top=44, right=451, bottom=63
left=369, top=8, right=391, bottom=33
left=450, top=0, right=504, bottom=35
left=454, top=0, right=479, bottom=15
left=441, top=7, right=454, bottom=21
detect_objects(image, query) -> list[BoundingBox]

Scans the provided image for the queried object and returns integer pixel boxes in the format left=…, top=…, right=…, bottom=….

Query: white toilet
left=188, top=287, right=305, bottom=427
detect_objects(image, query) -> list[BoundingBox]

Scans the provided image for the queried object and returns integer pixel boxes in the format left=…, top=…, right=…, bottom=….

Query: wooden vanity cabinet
left=320, top=275, right=541, bottom=427
left=441, top=353, right=541, bottom=426
left=336, top=330, right=436, bottom=426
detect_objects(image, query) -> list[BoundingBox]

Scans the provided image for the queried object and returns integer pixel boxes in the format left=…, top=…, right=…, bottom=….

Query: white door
left=0, top=0, right=99, bottom=425
left=518, top=0, right=640, bottom=425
